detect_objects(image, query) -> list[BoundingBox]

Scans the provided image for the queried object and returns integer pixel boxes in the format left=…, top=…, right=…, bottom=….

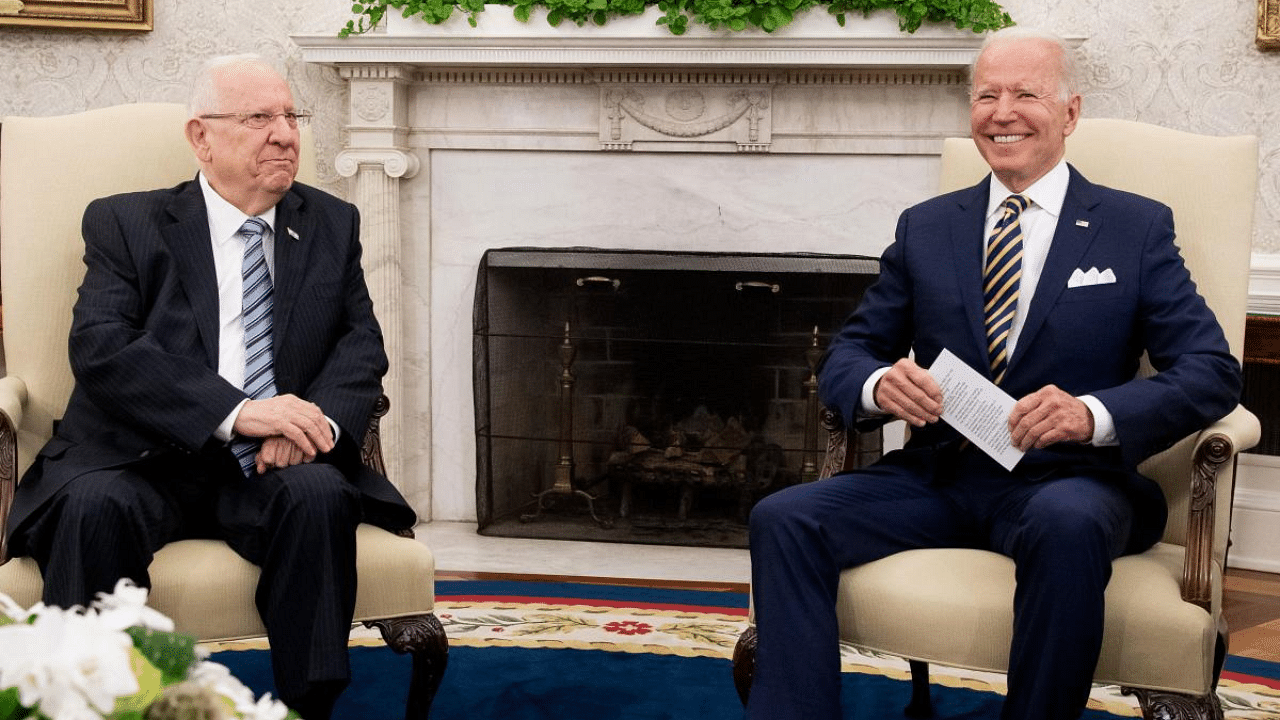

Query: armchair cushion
left=836, top=544, right=1217, bottom=695
left=0, top=524, right=436, bottom=641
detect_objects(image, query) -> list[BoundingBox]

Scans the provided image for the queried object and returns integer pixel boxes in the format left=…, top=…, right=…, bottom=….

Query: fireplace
left=294, top=18, right=988, bottom=524
left=473, top=248, right=881, bottom=546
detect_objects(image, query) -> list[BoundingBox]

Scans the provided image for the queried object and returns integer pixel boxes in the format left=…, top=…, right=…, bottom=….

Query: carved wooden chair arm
left=817, top=406, right=883, bottom=481
left=1178, top=404, right=1260, bottom=610
left=359, top=393, right=414, bottom=539
left=361, top=393, right=391, bottom=478
left=818, top=407, right=851, bottom=480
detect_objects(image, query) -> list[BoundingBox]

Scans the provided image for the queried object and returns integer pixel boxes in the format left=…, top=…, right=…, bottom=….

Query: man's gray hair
left=971, top=26, right=1081, bottom=102
left=188, top=54, right=282, bottom=117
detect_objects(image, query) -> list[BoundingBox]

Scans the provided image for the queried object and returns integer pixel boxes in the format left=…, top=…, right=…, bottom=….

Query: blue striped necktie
left=984, top=194, right=1030, bottom=386
left=232, top=217, right=278, bottom=476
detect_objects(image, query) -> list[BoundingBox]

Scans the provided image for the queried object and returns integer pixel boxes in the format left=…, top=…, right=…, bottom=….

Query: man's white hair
left=188, top=54, right=284, bottom=117
left=971, top=26, right=1081, bottom=102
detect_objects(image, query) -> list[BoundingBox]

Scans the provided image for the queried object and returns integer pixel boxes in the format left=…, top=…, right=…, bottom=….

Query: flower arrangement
left=0, top=580, right=296, bottom=720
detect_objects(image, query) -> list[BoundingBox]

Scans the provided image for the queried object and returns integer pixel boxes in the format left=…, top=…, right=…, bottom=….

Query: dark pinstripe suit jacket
left=6, top=177, right=416, bottom=544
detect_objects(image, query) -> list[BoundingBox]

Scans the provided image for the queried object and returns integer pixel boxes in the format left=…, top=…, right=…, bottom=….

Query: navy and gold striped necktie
left=983, top=194, right=1029, bottom=385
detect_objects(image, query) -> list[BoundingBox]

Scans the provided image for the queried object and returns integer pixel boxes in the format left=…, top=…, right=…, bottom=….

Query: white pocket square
left=1068, top=267, right=1117, bottom=288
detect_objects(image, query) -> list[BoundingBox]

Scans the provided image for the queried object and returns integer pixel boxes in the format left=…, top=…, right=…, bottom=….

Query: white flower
left=1, top=582, right=289, bottom=720
left=0, top=601, right=139, bottom=718
left=241, top=693, right=292, bottom=720
left=91, top=578, right=175, bottom=632
left=188, top=660, right=276, bottom=718
left=188, top=661, right=293, bottom=720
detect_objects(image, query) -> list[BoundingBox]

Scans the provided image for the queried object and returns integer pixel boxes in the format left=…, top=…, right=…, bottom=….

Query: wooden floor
left=1224, top=567, right=1280, bottom=662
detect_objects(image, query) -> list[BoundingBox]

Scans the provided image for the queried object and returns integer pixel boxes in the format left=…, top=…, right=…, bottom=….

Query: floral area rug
left=205, top=575, right=1280, bottom=719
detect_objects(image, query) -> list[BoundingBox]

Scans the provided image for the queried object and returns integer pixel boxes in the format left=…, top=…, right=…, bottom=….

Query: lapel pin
left=1075, top=219, right=1090, bottom=228
left=286, top=227, right=300, bottom=240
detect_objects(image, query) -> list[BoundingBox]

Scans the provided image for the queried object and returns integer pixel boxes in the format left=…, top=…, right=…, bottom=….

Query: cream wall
left=0, top=0, right=1275, bottom=242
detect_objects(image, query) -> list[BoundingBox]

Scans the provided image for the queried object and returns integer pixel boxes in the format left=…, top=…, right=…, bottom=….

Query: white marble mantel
left=293, top=10, right=992, bottom=523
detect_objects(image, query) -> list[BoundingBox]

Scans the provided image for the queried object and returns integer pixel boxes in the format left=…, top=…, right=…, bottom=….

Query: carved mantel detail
left=601, top=84, right=771, bottom=151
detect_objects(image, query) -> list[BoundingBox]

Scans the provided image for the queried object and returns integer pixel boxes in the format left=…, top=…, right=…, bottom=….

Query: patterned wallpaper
left=0, top=0, right=1278, bottom=251
left=0, top=0, right=351, bottom=191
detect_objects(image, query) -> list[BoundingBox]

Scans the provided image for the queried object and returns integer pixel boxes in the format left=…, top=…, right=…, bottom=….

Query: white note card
left=928, top=349, right=1025, bottom=471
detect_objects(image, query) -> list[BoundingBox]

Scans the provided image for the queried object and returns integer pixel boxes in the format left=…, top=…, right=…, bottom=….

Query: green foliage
left=0, top=687, right=28, bottom=720
left=124, top=627, right=199, bottom=685
left=341, top=0, right=1012, bottom=37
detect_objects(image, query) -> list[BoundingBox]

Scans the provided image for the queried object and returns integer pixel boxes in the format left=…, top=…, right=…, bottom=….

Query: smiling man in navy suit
left=746, top=27, right=1241, bottom=720
left=4, top=55, right=415, bottom=720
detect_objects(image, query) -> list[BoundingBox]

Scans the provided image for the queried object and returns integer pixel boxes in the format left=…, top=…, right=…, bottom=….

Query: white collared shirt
left=199, top=173, right=276, bottom=442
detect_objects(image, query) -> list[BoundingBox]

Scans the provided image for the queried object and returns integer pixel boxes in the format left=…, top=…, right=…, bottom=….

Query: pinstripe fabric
left=984, top=194, right=1029, bottom=385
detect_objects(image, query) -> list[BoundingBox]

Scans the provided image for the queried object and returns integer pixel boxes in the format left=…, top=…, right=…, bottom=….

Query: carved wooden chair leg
left=1122, top=688, right=1223, bottom=720
left=1120, top=629, right=1228, bottom=720
left=904, top=660, right=934, bottom=718
left=732, top=626, right=758, bottom=706
left=365, top=613, right=450, bottom=720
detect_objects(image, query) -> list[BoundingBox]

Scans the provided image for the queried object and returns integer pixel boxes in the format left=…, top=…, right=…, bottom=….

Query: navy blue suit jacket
left=818, top=166, right=1241, bottom=548
left=7, top=177, right=416, bottom=544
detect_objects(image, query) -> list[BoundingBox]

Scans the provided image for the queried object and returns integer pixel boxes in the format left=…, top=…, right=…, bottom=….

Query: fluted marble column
left=335, top=65, right=424, bottom=515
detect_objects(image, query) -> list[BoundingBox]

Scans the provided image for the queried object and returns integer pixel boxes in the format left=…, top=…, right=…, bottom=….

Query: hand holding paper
left=928, top=349, right=1025, bottom=471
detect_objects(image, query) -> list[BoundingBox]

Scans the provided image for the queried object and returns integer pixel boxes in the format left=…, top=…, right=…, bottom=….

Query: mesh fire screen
left=473, top=248, right=881, bottom=547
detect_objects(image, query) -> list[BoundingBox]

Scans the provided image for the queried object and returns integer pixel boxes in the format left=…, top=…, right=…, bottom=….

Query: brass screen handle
left=576, top=276, right=621, bottom=290
left=735, top=281, right=780, bottom=293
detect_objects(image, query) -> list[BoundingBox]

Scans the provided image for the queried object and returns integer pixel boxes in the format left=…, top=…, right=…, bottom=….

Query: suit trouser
left=745, top=447, right=1136, bottom=720
left=15, top=452, right=362, bottom=710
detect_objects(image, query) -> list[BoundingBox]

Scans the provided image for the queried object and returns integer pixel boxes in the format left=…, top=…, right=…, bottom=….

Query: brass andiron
left=521, top=321, right=611, bottom=527
left=800, top=326, right=824, bottom=483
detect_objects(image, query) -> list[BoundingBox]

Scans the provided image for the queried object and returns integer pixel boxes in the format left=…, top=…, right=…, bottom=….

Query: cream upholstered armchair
left=0, top=104, right=448, bottom=718
left=732, top=119, right=1261, bottom=720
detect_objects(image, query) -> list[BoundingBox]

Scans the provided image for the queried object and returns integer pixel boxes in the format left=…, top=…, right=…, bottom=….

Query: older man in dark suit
left=3, top=55, right=414, bottom=720
left=746, top=28, right=1241, bottom=720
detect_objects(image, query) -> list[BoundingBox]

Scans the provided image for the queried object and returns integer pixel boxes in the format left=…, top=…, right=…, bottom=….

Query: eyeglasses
left=198, top=111, right=312, bottom=129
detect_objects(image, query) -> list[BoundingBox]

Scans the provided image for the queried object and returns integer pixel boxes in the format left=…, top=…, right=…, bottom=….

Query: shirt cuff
left=1078, top=394, right=1118, bottom=446
left=860, top=367, right=893, bottom=416
left=216, top=399, right=249, bottom=443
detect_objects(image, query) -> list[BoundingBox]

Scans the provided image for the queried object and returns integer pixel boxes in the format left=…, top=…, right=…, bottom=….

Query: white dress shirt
left=860, top=160, right=1117, bottom=447
left=200, top=174, right=275, bottom=442
left=198, top=174, right=338, bottom=445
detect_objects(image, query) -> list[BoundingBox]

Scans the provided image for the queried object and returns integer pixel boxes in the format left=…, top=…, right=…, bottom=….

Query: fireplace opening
left=473, top=248, right=882, bottom=547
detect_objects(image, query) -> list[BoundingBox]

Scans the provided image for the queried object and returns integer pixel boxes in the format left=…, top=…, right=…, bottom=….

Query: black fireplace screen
left=473, top=248, right=881, bottom=547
